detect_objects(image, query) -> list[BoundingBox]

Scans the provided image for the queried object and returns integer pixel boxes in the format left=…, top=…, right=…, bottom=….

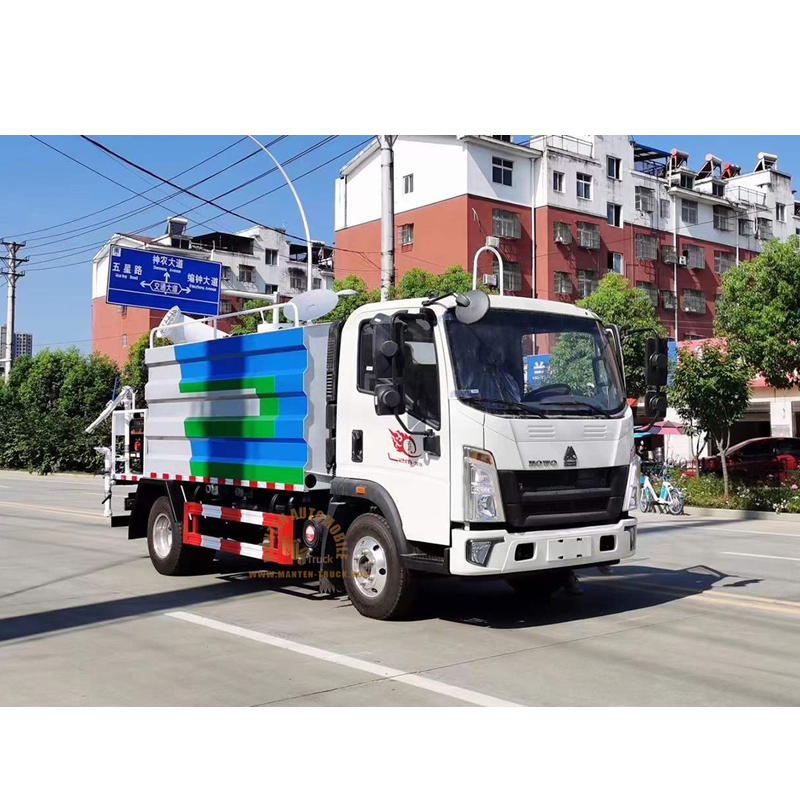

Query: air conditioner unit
left=678, top=255, right=688, bottom=266
left=554, top=233, right=569, bottom=244
left=483, top=274, right=498, bottom=287
left=485, top=236, right=500, bottom=249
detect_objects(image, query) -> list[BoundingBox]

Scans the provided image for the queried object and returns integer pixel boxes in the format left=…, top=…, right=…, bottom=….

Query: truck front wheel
left=342, top=513, right=416, bottom=620
left=147, top=495, right=214, bottom=576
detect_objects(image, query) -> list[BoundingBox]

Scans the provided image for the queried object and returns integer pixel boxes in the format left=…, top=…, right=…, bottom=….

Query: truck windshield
left=444, top=308, right=626, bottom=417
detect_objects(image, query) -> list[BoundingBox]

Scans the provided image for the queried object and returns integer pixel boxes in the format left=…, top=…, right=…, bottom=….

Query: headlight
left=463, top=447, right=505, bottom=523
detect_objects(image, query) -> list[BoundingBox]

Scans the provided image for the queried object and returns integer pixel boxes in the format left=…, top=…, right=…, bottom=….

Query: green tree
left=230, top=299, right=274, bottom=336
left=715, top=237, right=800, bottom=389
left=323, top=274, right=381, bottom=322
left=120, top=333, right=170, bottom=405
left=396, top=267, right=440, bottom=299
left=577, top=273, right=665, bottom=399
left=669, top=343, right=752, bottom=501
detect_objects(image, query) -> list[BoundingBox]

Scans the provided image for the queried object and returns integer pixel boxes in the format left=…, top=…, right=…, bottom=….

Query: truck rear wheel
left=342, top=513, right=416, bottom=620
left=147, top=495, right=214, bottom=576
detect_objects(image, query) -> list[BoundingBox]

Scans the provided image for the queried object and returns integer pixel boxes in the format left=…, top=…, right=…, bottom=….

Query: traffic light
left=645, top=337, right=669, bottom=387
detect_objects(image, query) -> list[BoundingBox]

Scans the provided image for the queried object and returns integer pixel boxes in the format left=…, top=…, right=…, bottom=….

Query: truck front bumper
left=448, top=517, right=637, bottom=577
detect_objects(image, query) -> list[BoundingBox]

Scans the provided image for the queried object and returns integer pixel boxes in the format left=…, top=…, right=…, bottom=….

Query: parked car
left=700, top=437, right=800, bottom=480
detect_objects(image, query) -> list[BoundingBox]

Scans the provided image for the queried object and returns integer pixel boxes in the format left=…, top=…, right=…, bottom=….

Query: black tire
left=506, top=571, right=564, bottom=603
left=342, top=512, right=416, bottom=620
left=146, top=495, right=214, bottom=576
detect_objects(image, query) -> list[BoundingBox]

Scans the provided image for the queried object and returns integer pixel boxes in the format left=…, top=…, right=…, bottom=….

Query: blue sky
left=2, top=135, right=798, bottom=355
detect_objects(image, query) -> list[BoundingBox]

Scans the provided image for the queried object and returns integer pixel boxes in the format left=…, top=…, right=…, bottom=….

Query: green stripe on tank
left=184, top=417, right=277, bottom=439
left=179, top=376, right=276, bottom=395
left=189, top=461, right=305, bottom=485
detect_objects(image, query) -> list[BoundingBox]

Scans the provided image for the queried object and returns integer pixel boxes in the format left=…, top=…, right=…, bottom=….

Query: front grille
left=498, top=466, right=628, bottom=530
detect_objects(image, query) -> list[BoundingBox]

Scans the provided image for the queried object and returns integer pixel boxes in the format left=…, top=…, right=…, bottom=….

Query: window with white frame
left=714, top=250, right=734, bottom=273
left=576, top=172, right=592, bottom=200
left=776, top=202, right=786, bottom=223
left=660, top=198, right=670, bottom=219
left=238, top=265, right=254, bottom=283
left=577, top=269, right=597, bottom=299
left=712, top=182, right=724, bottom=198
left=219, top=299, right=234, bottom=314
left=607, top=252, right=623, bottom=273
left=264, top=248, right=278, bottom=266
left=680, top=173, right=695, bottom=190
left=682, top=289, right=706, bottom=314
left=313, top=278, right=322, bottom=289
left=637, top=281, right=658, bottom=306
left=403, top=174, right=414, bottom=194
left=492, top=157, right=513, bottom=187
left=223, top=265, right=235, bottom=281
left=576, top=221, right=600, bottom=249
left=399, top=223, right=414, bottom=246
left=495, top=259, right=522, bottom=292
left=290, top=273, right=305, bottom=291
left=684, top=244, right=705, bottom=269
left=661, top=244, right=677, bottom=264
left=554, top=271, right=572, bottom=295
left=635, top=185, right=654, bottom=213
left=607, top=203, right=622, bottom=227
left=713, top=206, right=732, bottom=231
left=606, top=156, right=621, bottom=180
left=122, top=333, right=128, bottom=348
left=739, top=218, right=754, bottom=236
left=553, top=221, right=572, bottom=244
left=681, top=199, right=698, bottom=225
left=757, top=218, right=773, bottom=239
left=492, top=209, right=522, bottom=239
left=662, top=290, right=676, bottom=310
left=552, top=171, right=565, bottom=193
left=636, top=233, right=658, bottom=261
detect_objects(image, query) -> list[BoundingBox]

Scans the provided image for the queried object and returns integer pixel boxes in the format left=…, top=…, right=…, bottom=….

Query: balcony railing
left=533, top=135, right=593, bottom=158
left=727, top=185, right=767, bottom=208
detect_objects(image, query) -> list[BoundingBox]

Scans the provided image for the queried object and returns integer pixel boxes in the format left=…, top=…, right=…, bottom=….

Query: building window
left=637, top=281, right=658, bottom=306
left=553, top=221, right=572, bottom=244
left=495, top=260, right=522, bottom=292
left=757, top=218, right=773, bottom=239
left=290, top=273, right=305, bottom=291
left=238, top=265, right=254, bottom=283
left=554, top=271, right=572, bottom=295
left=660, top=198, right=670, bottom=219
left=713, top=206, right=732, bottom=231
left=122, top=334, right=128, bottom=348
left=714, top=250, right=734, bottom=273
left=682, top=289, right=706, bottom=314
left=739, top=218, right=754, bottom=236
left=312, top=278, right=322, bottom=289
left=680, top=173, right=695, bottom=190
left=264, top=249, right=278, bottom=266
left=576, top=173, right=592, bottom=200
left=608, top=252, right=623, bottom=273
left=219, top=299, right=234, bottom=314
left=684, top=244, right=705, bottom=269
left=120, top=305, right=128, bottom=316
left=576, top=221, right=600, bottom=249
left=578, top=270, right=597, bottom=299
left=552, top=171, right=565, bottom=193
left=681, top=199, right=698, bottom=225
left=662, top=245, right=677, bottom=265
left=636, top=234, right=658, bottom=261
left=607, top=203, right=622, bottom=227
left=264, top=283, right=278, bottom=295
left=492, top=209, right=522, bottom=239
left=223, top=265, right=235, bottom=281
left=662, top=290, right=676, bottom=310
left=712, top=182, right=725, bottom=198
left=606, top=156, right=621, bottom=180
left=635, top=186, right=654, bottom=213
left=403, top=174, right=414, bottom=194
left=492, top=157, right=513, bottom=187
left=399, top=223, right=414, bottom=246
left=776, top=202, right=786, bottom=223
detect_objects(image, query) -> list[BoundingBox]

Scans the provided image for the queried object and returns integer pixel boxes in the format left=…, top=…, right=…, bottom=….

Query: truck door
left=337, top=310, right=451, bottom=546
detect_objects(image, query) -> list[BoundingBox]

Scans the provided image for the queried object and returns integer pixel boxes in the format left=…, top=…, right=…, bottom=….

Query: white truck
left=97, top=289, right=667, bottom=619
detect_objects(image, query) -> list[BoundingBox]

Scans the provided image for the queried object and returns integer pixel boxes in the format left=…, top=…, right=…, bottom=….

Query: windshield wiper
left=461, top=397, right=546, bottom=418
left=537, top=399, right=611, bottom=418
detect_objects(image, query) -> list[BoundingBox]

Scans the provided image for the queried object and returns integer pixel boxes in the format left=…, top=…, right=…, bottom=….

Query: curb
left=683, top=505, right=800, bottom=522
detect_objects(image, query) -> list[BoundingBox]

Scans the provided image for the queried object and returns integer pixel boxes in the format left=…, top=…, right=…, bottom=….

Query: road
left=1, top=470, right=799, bottom=706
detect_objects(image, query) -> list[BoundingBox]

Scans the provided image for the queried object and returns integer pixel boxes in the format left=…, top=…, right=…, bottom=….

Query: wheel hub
left=152, top=512, right=173, bottom=559
left=351, top=535, right=388, bottom=598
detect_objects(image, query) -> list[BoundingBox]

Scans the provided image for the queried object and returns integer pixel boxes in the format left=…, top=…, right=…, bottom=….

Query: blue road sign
left=106, top=246, right=222, bottom=316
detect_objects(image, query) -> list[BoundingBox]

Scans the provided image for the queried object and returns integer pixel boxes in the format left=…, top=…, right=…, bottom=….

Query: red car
left=700, top=437, right=800, bottom=480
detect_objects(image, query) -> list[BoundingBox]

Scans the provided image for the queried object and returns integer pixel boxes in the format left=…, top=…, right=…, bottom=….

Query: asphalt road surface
left=1, top=470, right=799, bottom=706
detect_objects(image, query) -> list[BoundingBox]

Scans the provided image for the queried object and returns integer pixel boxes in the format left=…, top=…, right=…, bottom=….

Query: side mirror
left=645, top=337, right=669, bottom=387
left=375, top=384, right=404, bottom=416
left=645, top=390, right=667, bottom=420
left=605, top=324, right=625, bottom=393
left=371, top=313, right=404, bottom=416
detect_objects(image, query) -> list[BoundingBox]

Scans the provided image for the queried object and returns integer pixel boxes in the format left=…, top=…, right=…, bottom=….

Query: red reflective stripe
left=249, top=481, right=259, bottom=488
left=161, top=473, right=169, bottom=480
left=175, top=474, right=183, bottom=481
left=219, top=539, right=240, bottom=554
left=150, top=473, right=157, bottom=478
left=285, top=484, right=295, bottom=491
left=183, top=531, right=202, bottom=547
left=220, top=507, right=241, bottom=522
left=203, top=477, right=210, bottom=483
left=189, top=475, right=197, bottom=482
left=266, top=482, right=276, bottom=489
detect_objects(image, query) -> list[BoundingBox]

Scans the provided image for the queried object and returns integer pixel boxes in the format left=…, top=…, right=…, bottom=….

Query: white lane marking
left=639, top=522, right=800, bottom=539
left=166, top=611, right=522, bottom=707
left=723, top=552, right=800, bottom=563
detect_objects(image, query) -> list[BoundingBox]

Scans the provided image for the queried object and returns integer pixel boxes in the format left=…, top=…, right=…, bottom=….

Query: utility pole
left=379, top=135, right=396, bottom=301
left=1, top=241, right=28, bottom=382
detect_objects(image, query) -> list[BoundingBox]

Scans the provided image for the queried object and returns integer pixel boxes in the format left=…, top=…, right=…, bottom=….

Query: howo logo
left=564, top=446, right=578, bottom=467
left=528, top=459, right=558, bottom=468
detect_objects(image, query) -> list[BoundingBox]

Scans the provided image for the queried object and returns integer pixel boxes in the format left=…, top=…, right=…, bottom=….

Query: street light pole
left=246, top=135, right=314, bottom=291
left=379, top=135, right=396, bottom=302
